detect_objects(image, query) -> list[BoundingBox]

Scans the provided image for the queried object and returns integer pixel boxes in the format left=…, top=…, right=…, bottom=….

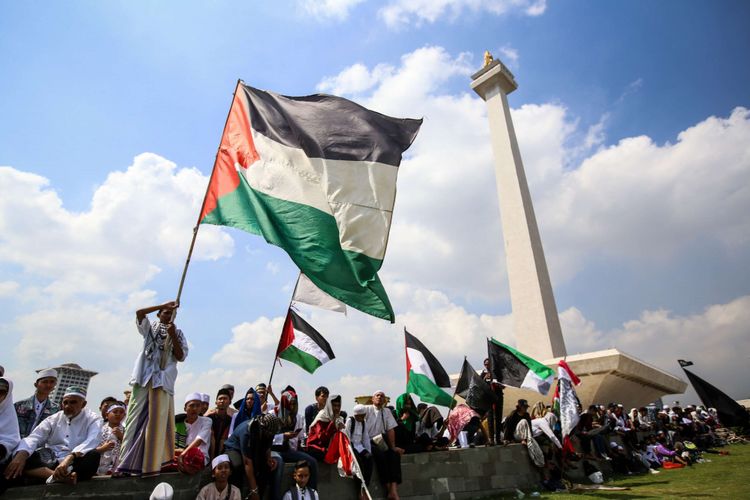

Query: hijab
left=234, top=387, right=262, bottom=430
left=396, top=393, right=419, bottom=432
left=278, top=386, right=298, bottom=431
left=0, top=378, right=21, bottom=459
left=310, top=394, right=343, bottom=429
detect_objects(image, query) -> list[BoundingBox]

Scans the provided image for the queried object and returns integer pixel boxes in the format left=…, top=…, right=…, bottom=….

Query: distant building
left=38, top=363, right=98, bottom=406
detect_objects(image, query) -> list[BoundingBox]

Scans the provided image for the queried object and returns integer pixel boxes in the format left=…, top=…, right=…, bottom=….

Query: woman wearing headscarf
left=394, top=394, right=419, bottom=453
left=306, top=394, right=344, bottom=460
left=228, top=388, right=262, bottom=436
left=271, top=386, right=318, bottom=490
left=0, top=377, right=21, bottom=493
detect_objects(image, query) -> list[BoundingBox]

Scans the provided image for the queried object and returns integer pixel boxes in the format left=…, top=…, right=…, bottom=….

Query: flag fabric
left=200, top=82, right=422, bottom=322
left=677, top=359, right=694, bottom=368
left=292, top=273, right=347, bottom=315
left=455, top=358, right=497, bottom=415
left=324, top=431, right=370, bottom=497
left=557, top=359, right=581, bottom=439
left=487, top=339, right=555, bottom=395
left=276, top=308, right=335, bottom=374
left=682, top=367, right=749, bottom=429
left=405, top=330, right=454, bottom=407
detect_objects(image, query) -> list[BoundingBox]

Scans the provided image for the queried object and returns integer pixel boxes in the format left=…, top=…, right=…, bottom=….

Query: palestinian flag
left=200, top=82, right=422, bottom=322
left=276, top=308, right=335, bottom=374
left=487, top=338, right=555, bottom=395
left=405, top=329, right=454, bottom=407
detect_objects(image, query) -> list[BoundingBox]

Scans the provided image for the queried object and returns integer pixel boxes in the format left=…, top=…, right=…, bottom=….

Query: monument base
left=498, top=348, right=687, bottom=414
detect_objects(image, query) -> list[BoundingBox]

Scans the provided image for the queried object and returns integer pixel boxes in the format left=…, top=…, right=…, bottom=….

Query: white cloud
left=379, top=0, right=546, bottom=28
left=316, top=63, right=395, bottom=96
left=0, top=154, right=233, bottom=296
left=498, top=44, right=519, bottom=68
left=299, top=0, right=365, bottom=21
left=561, top=295, right=750, bottom=401
left=0, top=281, right=20, bottom=297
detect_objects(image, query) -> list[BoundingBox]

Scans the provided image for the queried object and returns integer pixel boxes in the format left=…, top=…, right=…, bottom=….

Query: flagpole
left=267, top=273, right=302, bottom=388
left=346, top=441, right=373, bottom=500
left=437, top=356, right=465, bottom=441
left=175, top=79, right=243, bottom=305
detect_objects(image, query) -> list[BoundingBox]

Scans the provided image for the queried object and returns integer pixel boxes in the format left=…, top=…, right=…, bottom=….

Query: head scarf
left=0, top=378, right=20, bottom=460
left=447, top=404, right=478, bottom=442
left=396, top=393, right=419, bottom=432
left=420, top=405, right=443, bottom=429
left=310, top=394, right=343, bottom=428
left=234, top=387, right=262, bottom=430
left=278, top=386, right=298, bottom=431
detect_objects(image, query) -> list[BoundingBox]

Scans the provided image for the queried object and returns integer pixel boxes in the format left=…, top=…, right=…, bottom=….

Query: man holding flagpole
left=116, top=301, right=188, bottom=477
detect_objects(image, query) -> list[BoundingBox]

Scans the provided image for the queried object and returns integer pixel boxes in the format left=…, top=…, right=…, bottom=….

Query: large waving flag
left=487, top=338, right=555, bottom=395
left=276, top=308, right=335, bottom=374
left=405, top=329, right=454, bottom=407
left=292, top=273, right=347, bottom=315
left=200, top=82, right=422, bottom=322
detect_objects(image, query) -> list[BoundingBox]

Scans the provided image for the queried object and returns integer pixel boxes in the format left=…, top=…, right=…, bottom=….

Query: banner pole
left=437, top=356, right=464, bottom=440
left=175, top=79, right=243, bottom=305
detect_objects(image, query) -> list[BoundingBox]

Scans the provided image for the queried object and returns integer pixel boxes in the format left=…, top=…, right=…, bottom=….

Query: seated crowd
left=0, top=301, right=736, bottom=500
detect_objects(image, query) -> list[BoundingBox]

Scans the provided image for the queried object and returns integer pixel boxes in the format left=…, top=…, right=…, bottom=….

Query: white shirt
left=282, top=485, right=319, bottom=500
left=531, top=417, right=562, bottom=449
left=364, top=405, right=397, bottom=439
left=344, top=416, right=371, bottom=454
left=130, top=318, right=188, bottom=395
left=17, top=408, right=101, bottom=461
left=185, top=415, right=213, bottom=464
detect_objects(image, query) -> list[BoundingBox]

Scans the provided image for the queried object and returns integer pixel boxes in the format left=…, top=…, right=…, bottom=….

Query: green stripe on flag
left=406, top=370, right=455, bottom=407
left=202, top=176, right=394, bottom=321
left=279, top=345, right=323, bottom=374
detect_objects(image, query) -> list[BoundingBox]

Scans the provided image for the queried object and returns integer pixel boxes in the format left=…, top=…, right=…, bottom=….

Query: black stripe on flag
left=455, top=359, right=497, bottom=416
left=289, top=309, right=335, bottom=360
left=241, top=84, right=422, bottom=166
left=682, top=367, right=749, bottom=429
left=405, top=329, right=451, bottom=388
left=487, top=339, right=526, bottom=388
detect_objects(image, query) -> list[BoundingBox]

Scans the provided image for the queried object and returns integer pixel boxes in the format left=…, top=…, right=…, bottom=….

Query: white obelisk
left=471, top=56, right=567, bottom=360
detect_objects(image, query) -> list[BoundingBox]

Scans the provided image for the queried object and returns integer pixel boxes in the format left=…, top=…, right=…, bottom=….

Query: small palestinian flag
left=276, top=308, right=335, bottom=374
left=405, top=329, right=454, bottom=407
left=487, top=338, right=555, bottom=395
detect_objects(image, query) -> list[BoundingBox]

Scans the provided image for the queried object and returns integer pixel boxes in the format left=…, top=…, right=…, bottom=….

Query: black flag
left=455, top=359, right=497, bottom=416
left=682, top=367, right=749, bottom=429
left=678, top=359, right=693, bottom=367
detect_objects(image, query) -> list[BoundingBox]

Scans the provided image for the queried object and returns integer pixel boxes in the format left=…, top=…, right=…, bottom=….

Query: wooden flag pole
left=175, top=79, right=243, bottom=305
left=267, top=274, right=302, bottom=388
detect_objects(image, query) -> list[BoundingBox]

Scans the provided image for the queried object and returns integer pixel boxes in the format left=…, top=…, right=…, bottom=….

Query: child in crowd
left=95, top=401, right=126, bottom=475
left=196, top=454, right=241, bottom=500
left=282, top=460, right=319, bottom=500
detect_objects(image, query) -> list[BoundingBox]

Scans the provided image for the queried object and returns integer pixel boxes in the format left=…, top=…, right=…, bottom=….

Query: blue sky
left=1, top=0, right=749, bottom=409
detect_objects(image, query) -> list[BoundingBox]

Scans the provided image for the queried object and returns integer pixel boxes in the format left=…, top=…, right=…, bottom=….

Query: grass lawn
left=496, top=444, right=749, bottom=499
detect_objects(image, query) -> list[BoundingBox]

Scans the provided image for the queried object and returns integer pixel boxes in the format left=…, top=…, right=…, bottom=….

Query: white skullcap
left=36, top=368, right=58, bottom=381
left=353, top=404, right=366, bottom=416
left=185, top=392, right=203, bottom=405
left=149, top=482, right=174, bottom=500
left=211, top=454, right=230, bottom=470
left=373, top=390, right=385, bottom=397
left=201, top=393, right=210, bottom=403
left=63, top=386, right=87, bottom=399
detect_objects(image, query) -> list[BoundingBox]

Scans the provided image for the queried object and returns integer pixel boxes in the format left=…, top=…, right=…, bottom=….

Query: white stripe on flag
left=293, top=273, right=347, bottom=314
left=243, top=130, right=398, bottom=260
left=406, top=347, right=436, bottom=384
left=291, top=330, right=331, bottom=364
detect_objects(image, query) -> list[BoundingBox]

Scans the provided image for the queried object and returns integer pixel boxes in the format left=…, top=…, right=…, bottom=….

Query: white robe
left=16, top=408, right=101, bottom=462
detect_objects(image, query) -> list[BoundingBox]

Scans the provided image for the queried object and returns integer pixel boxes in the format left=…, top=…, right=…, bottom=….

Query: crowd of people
left=0, top=302, right=737, bottom=499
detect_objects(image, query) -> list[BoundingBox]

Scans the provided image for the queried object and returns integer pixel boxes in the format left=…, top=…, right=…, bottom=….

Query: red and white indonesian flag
left=200, top=83, right=421, bottom=322
left=557, top=359, right=581, bottom=438
left=324, top=432, right=369, bottom=496
left=276, top=308, right=335, bottom=374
